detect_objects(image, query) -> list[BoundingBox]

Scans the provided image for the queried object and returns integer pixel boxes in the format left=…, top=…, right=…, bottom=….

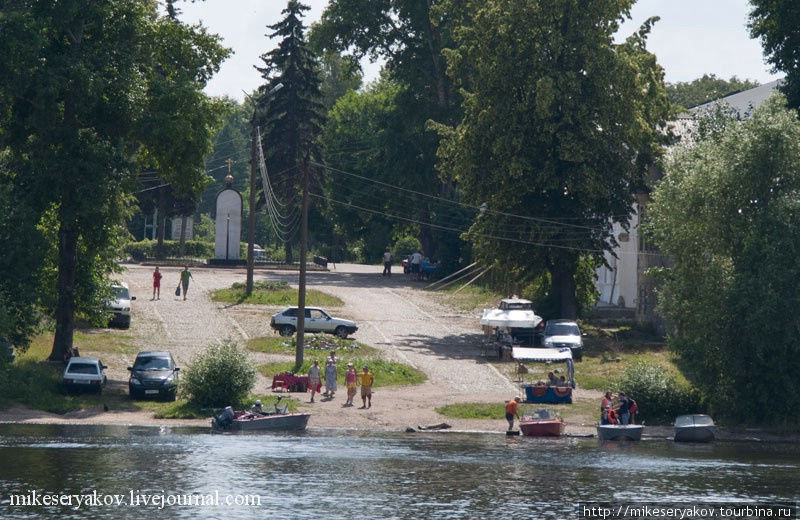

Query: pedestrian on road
left=152, top=266, right=163, bottom=300
left=345, top=363, right=357, bottom=406
left=410, top=250, right=423, bottom=280
left=505, top=397, right=521, bottom=431
left=358, top=365, right=374, bottom=409
left=324, top=358, right=337, bottom=398
left=308, top=360, right=321, bottom=403
left=179, top=265, right=193, bottom=300
left=382, top=247, right=393, bottom=277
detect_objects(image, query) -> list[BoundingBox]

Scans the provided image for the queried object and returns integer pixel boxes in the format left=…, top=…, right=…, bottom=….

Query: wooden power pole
left=295, top=159, right=310, bottom=369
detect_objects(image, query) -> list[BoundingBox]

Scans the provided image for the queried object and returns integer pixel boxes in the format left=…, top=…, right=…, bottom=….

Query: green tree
left=647, top=95, right=800, bottom=424
left=0, top=1, right=228, bottom=360
left=436, top=0, right=670, bottom=318
left=317, top=50, right=363, bottom=111
left=749, top=0, right=800, bottom=109
left=256, top=0, right=325, bottom=263
left=667, top=74, right=759, bottom=109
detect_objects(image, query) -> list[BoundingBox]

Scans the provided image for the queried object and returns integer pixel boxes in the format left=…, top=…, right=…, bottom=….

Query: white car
left=62, top=357, right=108, bottom=393
left=270, top=307, right=358, bottom=338
left=542, top=320, right=584, bottom=361
left=108, top=282, right=135, bottom=328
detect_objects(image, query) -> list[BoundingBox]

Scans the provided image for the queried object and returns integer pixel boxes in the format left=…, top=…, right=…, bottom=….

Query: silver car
left=270, top=307, right=358, bottom=338
left=62, top=357, right=108, bottom=393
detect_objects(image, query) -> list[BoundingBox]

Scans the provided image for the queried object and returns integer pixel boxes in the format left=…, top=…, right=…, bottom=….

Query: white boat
left=481, top=299, right=543, bottom=340
left=674, top=414, right=716, bottom=443
left=596, top=424, right=644, bottom=441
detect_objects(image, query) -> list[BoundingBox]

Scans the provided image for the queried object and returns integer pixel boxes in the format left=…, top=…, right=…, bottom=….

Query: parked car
left=253, top=245, right=267, bottom=262
left=128, top=351, right=180, bottom=400
left=62, top=357, right=107, bottom=393
left=542, top=319, right=584, bottom=361
left=270, top=307, right=358, bottom=338
left=108, top=281, right=135, bottom=328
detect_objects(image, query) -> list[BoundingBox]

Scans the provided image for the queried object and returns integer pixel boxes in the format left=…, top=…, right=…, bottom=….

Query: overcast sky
left=177, top=0, right=781, bottom=102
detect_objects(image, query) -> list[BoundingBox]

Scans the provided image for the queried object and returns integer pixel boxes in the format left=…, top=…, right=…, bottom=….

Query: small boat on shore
left=596, top=424, right=644, bottom=441
left=211, top=400, right=310, bottom=432
left=519, top=409, right=565, bottom=437
left=674, top=414, right=716, bottom=443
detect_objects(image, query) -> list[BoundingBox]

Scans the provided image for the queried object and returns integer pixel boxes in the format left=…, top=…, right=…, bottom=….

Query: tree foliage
left=0, top=1, right=228, bottom=359
left=181, top=340, right=256, bottom=407
left=749, top=0, right=800, bottom=109
left=435, top=0, right=670, bottom=318
left=667, top=74, right=760, bottom=110
left=647, top=95, right=800, bottom=425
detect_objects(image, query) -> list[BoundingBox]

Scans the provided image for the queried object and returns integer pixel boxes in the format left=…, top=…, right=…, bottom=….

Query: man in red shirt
left=152, top=266, right=163, bottom=300
left=505, top=397, right=521, bottom=430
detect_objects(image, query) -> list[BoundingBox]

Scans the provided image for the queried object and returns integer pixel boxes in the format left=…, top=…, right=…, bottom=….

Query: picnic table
left=271, top=372, right=310, bottom=392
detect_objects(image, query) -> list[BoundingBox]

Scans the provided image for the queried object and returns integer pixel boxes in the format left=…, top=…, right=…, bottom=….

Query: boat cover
left=480, top=308, right=542, bottom=329
left=512, top=347, right=572, bottom=361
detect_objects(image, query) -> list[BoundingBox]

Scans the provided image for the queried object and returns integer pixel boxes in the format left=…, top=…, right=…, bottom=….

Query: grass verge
left=436, top=398, right=600, bottom=426
left=247, top=334, right=377, bottom=356
left=257, top=358, right=426, bottom=388
left=141, top=394, right=301, bottom=419
left=210, top=281, right=343, bottom=307
left=430, top=284, right=501, bottom=313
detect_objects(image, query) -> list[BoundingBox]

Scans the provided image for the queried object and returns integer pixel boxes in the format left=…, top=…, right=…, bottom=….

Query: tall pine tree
left=255, top=0, right=324, bottom=263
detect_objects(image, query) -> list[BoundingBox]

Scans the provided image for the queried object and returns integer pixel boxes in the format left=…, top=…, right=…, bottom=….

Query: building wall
left=596, top=207, right=639, bottom=309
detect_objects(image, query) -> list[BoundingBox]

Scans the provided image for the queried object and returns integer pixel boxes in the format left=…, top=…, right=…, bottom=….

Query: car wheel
left=334, top=326, right=349, bottom=339
left=279, top=325, right=295, bottom=337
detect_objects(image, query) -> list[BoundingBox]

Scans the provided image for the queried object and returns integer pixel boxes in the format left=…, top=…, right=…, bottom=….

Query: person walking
left=505, top=397, right=521, bottom=430
left=179, top=265, right=193, bottom=301
left=152, top=266, right=163, bottom=300
left=345, top=363, right=357, bottom=406
left=308, top=360, right=321, bottom=403
left=324, top=358, right=337, bottom=398
left=409, top=250, right=423, bottom=280
left=358, top=365, right=374, bottom=409
left=382, top=247, right=393, bottom=277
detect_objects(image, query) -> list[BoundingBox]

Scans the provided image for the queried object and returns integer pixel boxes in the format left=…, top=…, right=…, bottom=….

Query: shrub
left=181, top=340, right=256, bottom=407
left=616, top=360, right=702, bottom=425
left=393, top=234, right=421, bottom=256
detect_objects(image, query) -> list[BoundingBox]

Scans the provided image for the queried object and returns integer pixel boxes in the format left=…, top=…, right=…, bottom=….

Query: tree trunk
left=284, top=242, right=293, bottom=265
left=549, top=261, right=579, bottom=319
left=50, top=223, right=79, bottom=362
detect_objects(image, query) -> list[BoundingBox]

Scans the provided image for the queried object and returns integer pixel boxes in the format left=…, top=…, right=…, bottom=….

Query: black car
left=128, top=351, right=179, bottom=400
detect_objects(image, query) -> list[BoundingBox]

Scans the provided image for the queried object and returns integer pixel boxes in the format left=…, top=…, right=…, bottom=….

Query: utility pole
left=246, top=123, right=257, bottom=296
left=295, top=158, right=310, bottom=369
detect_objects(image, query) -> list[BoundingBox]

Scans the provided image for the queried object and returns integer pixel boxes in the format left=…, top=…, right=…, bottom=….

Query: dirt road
left=69, top=263, right=514, bottom=431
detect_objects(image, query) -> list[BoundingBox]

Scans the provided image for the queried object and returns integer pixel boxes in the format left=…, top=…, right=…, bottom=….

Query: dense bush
left=616, top=360, right=702, bottom=425
left=181, top=340, right=256, bottom=407
left=393, top=234, right=421, bottom=255
left=124, top=239, right=214, bottom=260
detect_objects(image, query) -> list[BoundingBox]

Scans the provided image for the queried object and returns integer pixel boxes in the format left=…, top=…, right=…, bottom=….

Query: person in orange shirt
left=505, top=397, right=521, bottom=430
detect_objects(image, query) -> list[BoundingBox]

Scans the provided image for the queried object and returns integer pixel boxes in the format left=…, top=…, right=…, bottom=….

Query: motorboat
left=519, top=409, right=565, bottom=437
left=514, top=347, right=575, bottom=404
left=481, top=299, right=543, bottom=342
left=596, top=424, right=644, bottom=441
left=211, top=400, right=310, bottom=432
left=674, top=414, right=716, bottom=443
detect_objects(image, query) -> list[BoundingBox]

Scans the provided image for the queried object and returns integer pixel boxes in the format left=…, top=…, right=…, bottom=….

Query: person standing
left=324, top=358, right=337, bottom=398
left=505, top=397, right=521, bottom=430
left=410, top=250, right=423, bottom=280
left=382, top=247, right=393, bottom=277
left=308, top=360, right=321, bottom=403
left=617, top=392, right=632, bottom=425
left=152, top=266, right=163, bottom=300
left=179, top=265, right=193, bottom=301
left=601, top=391, right=613, bottom=424
left=358, top=365, right=374, bottom=409
left=345, top=363, right=357, bottom=406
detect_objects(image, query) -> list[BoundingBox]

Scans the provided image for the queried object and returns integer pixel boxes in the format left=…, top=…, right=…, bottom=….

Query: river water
left=0, top=424, right=798, bottom=519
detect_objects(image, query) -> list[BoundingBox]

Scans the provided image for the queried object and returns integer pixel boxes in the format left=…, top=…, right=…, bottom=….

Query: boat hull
left=596, top=424, right=643, bottom=441
left=674, top=425, right=715, bottom=443
left=212, top=412, right=310, bottom=432
left=519, top=418, right=565, bottom=437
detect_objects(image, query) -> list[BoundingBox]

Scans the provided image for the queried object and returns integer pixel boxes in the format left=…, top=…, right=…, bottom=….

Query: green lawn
left=258, top=357, right=426, bottom=388
left=431, top=284, right=501, bottom=312
left=210, top=281, right=343, bottom=307
left=141, top=394, right=301, bottom=419
left=436, top=398, right=600, bottom=425
left=247, top=334, right=377, bottom=356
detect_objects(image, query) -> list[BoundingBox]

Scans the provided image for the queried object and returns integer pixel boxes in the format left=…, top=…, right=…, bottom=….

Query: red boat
left=519, top=409, right=565, bottom=437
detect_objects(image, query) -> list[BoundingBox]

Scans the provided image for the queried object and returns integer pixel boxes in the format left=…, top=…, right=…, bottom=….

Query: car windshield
left=67, top=362, right=98, bottom=375
left=134, top=357, right=171, bottom=370
left=112, top=286, right=130, bottom=300
left=546, top=323, right=580, bottom=336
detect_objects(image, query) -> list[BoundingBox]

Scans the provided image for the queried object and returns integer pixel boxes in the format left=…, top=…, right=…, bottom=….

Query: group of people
left=307, top=351, right=374, bottom=408
left=381, top=247, right=430, bottom=281
left=151, top=266, right=193, bottom=301
left=601, top=391, right=638, bottom=425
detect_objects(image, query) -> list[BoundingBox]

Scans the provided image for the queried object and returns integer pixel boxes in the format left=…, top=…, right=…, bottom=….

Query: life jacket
left=629, top=399, right=638, bottom=414
left=607, top=409, right=618, bottom=425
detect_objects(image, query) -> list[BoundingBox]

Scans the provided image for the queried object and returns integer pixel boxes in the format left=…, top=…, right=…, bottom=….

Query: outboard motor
left=212, top=406, right=235, bottom=429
